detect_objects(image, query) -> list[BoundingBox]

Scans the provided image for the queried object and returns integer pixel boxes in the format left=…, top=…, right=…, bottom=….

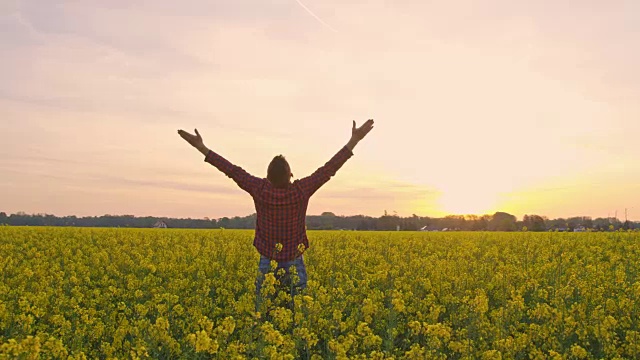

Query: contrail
left=293, top=0, right=338, bottom=33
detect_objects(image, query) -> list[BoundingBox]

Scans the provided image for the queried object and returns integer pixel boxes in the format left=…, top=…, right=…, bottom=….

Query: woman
left=178, top=119, right=374, bottom=306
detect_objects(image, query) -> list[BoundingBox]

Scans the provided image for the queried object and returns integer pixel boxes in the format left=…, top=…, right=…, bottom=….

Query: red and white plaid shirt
left=205, top=146, right=353, bottom=261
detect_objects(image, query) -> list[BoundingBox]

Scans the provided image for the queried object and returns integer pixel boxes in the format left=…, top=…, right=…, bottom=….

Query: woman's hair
left=267, top=155, right=291, bottom=188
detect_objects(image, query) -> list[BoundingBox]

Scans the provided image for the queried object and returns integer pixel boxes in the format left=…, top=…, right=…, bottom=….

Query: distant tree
left=462, top=215, right=481, bottom=231
left=479, top=215, right=491, bottom=231
left=314, top=212, right=337, bottom=229
left=546, top=218, right=567, bottom=231
left=401, top=214, right=421, bottom=231
left=488, top=212, right=517, bottom=231
left=523, top=214, right=546, bottom=232
left=567, top=217, right=582, bottom=231
left=377, top=211, right=399, bottom=231
left=592, top=218, right=609, bottom=231
left=217, top=217, right=231, bottom=228
left=352, top=215, right=375, bottom=231
left=442, top=215, right=465, bottom=231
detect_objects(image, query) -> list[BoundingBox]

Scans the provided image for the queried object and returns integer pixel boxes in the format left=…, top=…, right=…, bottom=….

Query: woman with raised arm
left=177, top=119, right=374, bottom=305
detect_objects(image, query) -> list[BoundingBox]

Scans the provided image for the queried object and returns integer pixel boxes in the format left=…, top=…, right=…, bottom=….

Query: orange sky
left=1, top=0, right=639, bottom=220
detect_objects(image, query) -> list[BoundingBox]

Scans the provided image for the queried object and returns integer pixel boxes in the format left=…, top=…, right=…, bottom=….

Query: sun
left=438, top=189, right=498, bottom=216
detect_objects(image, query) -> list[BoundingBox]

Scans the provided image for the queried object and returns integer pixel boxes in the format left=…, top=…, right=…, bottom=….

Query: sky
left=1, top=0, right=639, bottom=220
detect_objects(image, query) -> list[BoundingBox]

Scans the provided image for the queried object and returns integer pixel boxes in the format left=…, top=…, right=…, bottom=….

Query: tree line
left=1, top=211, right=637, bottom=231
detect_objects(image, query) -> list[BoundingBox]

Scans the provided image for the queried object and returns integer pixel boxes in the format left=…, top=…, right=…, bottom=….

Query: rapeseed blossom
left=2, top=227, right=640, bottom=358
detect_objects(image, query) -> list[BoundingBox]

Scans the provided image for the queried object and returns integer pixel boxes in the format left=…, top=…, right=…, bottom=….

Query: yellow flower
left=408, top=321, right=422, bottom=335
left=261, top=322, right=284, bottom=347
left=172, top=304, right=184, bottom=316
left=481, top=350, right=502, bottom=360
left=570, top=345, right=588, bottom=359
left=391, top=297, right=406, bottom=313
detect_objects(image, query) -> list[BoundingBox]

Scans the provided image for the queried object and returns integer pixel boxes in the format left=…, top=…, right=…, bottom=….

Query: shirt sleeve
left=297, top=146, right=353, bottom=198
left=204, top=150, right=262, bottom=195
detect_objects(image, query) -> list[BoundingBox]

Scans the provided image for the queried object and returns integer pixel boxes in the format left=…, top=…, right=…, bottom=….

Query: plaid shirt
left=205, top=146, right=353, bottom=261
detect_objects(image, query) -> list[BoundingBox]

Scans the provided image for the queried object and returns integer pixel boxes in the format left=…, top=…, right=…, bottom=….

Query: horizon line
left=2, top=210, right=638, bottom=222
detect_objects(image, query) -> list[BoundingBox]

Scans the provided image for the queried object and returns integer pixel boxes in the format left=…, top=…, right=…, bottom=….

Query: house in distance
left=153, top=221, right=168, bottom=229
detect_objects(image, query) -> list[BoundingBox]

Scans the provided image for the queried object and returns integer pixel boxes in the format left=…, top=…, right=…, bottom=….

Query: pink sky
left=1, top=0, right=639, bottom=220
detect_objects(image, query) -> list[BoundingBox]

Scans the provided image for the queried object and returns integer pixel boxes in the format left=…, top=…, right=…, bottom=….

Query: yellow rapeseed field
left=1, top=226, right=640, bottom=359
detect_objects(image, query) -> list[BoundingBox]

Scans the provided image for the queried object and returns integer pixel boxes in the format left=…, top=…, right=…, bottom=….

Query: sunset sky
left=1, top=0, right=639, bottom=220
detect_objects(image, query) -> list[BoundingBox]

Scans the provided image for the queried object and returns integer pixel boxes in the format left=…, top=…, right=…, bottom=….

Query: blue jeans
left=255, top=254, right=308, bottom=303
